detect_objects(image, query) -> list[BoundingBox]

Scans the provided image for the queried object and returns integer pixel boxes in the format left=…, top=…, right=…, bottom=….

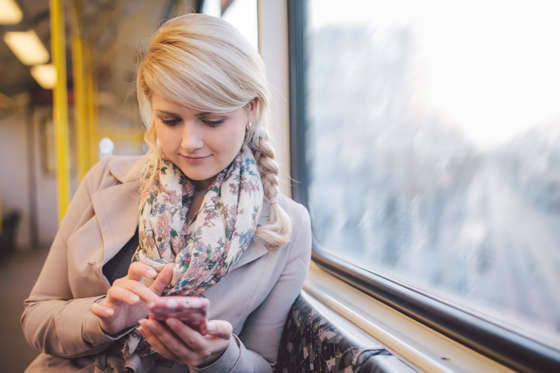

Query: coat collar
left=92, top=155, right=269, bottom=271
left=231, top=200, right=270, bottom=271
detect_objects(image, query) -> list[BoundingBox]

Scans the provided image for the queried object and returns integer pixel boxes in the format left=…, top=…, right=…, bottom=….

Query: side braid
left=249, top=127, right=292, bottom=248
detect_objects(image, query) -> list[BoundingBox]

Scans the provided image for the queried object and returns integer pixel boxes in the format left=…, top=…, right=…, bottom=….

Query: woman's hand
left=90, top=263, right=174, bottom=335
left=137, top=317, right=233, bottom=367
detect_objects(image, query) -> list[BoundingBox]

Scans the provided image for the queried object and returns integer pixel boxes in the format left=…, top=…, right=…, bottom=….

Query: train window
left=291, top=0, right=560, bottom=367
left=201, top=0, right=258, bottom=50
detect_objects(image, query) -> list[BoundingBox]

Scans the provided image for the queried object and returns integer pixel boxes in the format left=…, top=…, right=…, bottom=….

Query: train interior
left=1, top=1, right=559, bottom=372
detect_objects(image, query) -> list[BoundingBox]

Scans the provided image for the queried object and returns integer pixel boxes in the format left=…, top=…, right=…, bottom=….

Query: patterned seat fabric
left=274, top=295, right=414, bottom=373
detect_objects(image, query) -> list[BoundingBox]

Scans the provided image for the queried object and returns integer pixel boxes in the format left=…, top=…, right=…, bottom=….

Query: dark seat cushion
left=275, top=294, right=414, bottom=373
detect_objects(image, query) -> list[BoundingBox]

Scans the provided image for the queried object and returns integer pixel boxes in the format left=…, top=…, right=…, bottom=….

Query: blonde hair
left=137, top=14, right=291, bottom=248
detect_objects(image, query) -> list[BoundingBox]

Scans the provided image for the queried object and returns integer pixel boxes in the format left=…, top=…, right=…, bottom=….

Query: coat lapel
left=91, top=156, right=144, bottom=267
left=91, top=180, right=140, bottom=266
left=230, top=239, right=268, bottom=271
left=230, top=200, right=270, bottom=271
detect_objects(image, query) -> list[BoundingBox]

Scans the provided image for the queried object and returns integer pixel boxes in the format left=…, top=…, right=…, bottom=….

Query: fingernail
left=129, top=294, right=139, bottom=302
left=148, top=269, right=157, bottom=277
left=106, top=308, right=114, bottom=316
left=206, top=323, right=215, bottom=333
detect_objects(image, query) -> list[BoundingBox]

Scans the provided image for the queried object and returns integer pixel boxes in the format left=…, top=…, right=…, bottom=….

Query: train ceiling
left=0, top=0, right=198, bottom=111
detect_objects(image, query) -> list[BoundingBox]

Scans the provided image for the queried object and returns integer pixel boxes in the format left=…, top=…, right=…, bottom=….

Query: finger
left=138, top=324, right=177, bottom=361
left=128, top=262, right=158, bottom=281
left=116, top=278, right=158, bottom=304
left=206, top=320, right=233, bottom=340
left=90, top=302, right=114, bottom=318
left=107, top=286, right=140, bottom=305
left=150, top=264, right=174, bottom=295
left=165, top=318, right=207, bottom=351
left=140, top=319, right=195, bottom=359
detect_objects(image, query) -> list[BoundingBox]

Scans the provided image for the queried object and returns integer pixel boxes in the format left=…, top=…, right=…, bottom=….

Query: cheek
left=230, top=125, right=247, bottom=154
left=213, top=123, right=246, bottom=155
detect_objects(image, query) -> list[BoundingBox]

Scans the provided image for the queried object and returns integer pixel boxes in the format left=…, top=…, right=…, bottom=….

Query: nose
left=180, top=121, right=204, bottom=152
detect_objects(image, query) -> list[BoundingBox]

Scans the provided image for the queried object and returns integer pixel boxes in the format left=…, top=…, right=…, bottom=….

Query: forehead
left=151, top=95, right=213, bottom=118
left=151, top=94, right=246, bottom=117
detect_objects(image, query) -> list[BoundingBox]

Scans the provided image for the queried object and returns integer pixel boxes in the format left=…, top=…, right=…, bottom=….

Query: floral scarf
left=123, top=145, right=263, bottom=367
left=134, top=144, right=263, bottom=294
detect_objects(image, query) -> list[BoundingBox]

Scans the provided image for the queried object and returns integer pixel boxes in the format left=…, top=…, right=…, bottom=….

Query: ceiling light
left=0, top=0, right=23, bottom=25
left=31, top=64, right=56, bottom=89
left=3, top=30, right=49, bottom=65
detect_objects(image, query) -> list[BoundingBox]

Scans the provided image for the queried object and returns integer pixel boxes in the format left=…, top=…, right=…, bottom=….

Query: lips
left=180, top=154, right=211, bottom=160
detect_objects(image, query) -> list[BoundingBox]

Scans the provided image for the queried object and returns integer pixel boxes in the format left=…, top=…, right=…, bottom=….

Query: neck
left=194, top=178, right=212, bottom=193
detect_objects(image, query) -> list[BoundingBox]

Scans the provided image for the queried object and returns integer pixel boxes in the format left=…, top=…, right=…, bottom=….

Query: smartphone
left=148, top=296, right=209, bottom=335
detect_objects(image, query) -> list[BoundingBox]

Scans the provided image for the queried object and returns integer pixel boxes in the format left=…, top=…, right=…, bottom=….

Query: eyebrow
left=154, top=110, right=216, bottom=117
left=155, top=110, right=179, bottom=116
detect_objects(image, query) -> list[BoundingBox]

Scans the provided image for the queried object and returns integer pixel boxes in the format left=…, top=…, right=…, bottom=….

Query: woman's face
left=152, top=94, right=255, bottom=189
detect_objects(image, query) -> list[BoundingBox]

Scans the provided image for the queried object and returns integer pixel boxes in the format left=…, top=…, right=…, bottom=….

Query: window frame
left=286, top=1, right=560, bottom=371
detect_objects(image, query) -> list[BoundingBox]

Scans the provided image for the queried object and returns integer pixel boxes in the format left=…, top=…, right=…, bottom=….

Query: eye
left=161, top=118, right=181, bottom=126
left=201, top=119, right=225, bottom=127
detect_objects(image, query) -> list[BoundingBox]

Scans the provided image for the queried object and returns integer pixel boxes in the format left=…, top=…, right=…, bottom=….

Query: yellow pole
left=70, top=0, right=88, bottom=180
left=85, top=48, right=98, bottom=167
left=50, top=0, right=70, bottom=222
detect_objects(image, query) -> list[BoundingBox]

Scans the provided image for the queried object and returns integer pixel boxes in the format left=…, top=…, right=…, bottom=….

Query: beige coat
left=21, top=155, right=311, bottom=373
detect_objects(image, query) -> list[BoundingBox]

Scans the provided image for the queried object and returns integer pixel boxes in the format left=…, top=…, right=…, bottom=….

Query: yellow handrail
left=85, top=49, right=98, bottom=168
left=71, top=0, right=89, bottom=181
left=50, top=0, right=71, bottom=222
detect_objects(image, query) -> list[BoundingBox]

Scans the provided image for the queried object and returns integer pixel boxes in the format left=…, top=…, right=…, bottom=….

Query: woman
left=21, top=14, right=311, bottom=373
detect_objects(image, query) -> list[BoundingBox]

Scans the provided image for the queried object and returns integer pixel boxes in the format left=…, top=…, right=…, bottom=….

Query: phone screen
left=148, top=296, right=209, bottom=335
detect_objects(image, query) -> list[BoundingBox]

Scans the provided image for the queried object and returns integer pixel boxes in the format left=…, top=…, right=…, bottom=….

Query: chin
left=179, top=168, right=217, bottom=182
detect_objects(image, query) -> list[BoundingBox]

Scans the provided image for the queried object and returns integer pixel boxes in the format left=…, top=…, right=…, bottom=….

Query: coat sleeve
left=192, top=202, right=312, bottom=373
left=20, top=158, right=124, bottom=358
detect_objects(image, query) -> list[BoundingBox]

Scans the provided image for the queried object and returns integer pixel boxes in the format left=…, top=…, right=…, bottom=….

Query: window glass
left=202, top=0, right=258, bottom=50
left=305, top=0, right=560, bottom=348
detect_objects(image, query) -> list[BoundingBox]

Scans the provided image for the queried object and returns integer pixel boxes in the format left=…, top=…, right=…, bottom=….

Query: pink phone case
left=148, top=296, right=209, bottom=335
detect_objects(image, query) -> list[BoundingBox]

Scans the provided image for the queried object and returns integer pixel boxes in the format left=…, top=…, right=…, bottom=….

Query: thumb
left=206, top=320, right=232, bottom=340
left=150, top=263, right=174, bottom=295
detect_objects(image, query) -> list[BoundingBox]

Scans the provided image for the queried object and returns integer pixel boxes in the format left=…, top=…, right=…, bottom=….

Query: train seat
left=275, top=294, right=416, bottom=372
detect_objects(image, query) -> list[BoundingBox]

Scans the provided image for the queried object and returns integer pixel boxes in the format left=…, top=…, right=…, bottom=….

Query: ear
left=245, top=98, right=258, bottom=123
